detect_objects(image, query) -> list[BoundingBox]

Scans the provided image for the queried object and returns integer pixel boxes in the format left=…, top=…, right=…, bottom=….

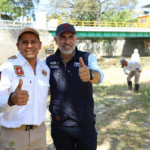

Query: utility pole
left=142, top=3, right=143, bottom=15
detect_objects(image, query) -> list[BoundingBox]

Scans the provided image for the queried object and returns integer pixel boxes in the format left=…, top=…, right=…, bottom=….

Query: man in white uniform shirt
left=120, top=58, right=142, bottom=93
left=0, top=28, right=50, bottom=150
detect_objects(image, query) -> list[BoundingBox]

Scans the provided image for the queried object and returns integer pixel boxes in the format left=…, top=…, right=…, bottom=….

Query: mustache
left=61, top=43, right=73, bottom=47
left=25, top=49, right=35, bottom=51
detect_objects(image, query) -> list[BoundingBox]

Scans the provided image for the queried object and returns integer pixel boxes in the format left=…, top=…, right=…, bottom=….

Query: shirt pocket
left=38, top=80, right=50, bottom=103
left=50, top=99, right=61, bottom=115
left=15, top=78, right=32, bottom=105
left=73, top=97, right=94, bottom=123
left=50, top=99, right=65, bottom=122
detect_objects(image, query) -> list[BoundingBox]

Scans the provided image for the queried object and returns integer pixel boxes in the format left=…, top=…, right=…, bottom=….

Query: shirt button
left=68, top=70, right=70, bottom=73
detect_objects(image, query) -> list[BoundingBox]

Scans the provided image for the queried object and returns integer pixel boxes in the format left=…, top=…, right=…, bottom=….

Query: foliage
left=47, top=0, right=138, bottom=21
left=101, top=10, right=137, bottom=22
left=0, top=0, right=39, bottom=20
left=47, top=13, right=68, bottom=22
left=0, top=0, right=13, bottom=19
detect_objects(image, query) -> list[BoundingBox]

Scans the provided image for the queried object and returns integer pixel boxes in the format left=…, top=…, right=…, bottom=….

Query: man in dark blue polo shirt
left=46, top=23, right=104, bottom=150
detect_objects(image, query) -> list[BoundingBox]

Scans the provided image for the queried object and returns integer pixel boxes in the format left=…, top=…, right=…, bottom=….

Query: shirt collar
left=36, top=57, right=44, bottom=68
left=17, top=52, right=43, bottom=67
left=17, top=52, right=27, bottom=66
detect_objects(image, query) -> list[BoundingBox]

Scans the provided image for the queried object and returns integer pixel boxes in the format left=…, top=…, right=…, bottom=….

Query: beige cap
left=18, top=27, right=39, bottom=41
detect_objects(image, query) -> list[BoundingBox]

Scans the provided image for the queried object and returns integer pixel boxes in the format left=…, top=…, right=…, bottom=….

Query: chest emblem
left=50, top=61, right=59, bottom=68
left=74, top=62, right=80, bottom=67
left=42, top=69, right=47, bottom=77
left=14, top=66, right=24, bottom=76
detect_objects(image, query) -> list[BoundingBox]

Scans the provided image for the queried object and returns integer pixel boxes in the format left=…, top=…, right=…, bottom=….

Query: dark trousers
left=51, top=123, right=97, bottom=150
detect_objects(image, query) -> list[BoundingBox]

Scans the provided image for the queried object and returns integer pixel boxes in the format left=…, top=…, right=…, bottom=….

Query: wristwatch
left=89, top=69, right=94, bottom=80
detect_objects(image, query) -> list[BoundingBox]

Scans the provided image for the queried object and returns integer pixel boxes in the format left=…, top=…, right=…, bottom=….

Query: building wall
left=138, top=15, right=150, bottom=27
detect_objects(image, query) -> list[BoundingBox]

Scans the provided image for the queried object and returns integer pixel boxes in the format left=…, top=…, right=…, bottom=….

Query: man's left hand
left=78, top=57, right=90, bottom=82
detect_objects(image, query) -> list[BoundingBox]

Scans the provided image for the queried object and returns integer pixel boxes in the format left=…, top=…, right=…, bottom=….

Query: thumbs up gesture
left=10, top=79, right=29, bottom=106
left=78, top=57, right=90, bottom=82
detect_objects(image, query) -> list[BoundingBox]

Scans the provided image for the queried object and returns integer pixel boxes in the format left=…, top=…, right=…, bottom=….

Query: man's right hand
left=78, top=57, right=90, bottom=82
left=11, top=79, right=29, bottom=106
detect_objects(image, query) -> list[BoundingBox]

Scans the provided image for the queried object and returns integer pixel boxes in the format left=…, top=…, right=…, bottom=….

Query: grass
left=95, top=89, right=150, bottom=149
left=94, top=57, right=150, bottom=149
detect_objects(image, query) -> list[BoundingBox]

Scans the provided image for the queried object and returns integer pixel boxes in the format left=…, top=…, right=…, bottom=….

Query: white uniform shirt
left=123, top=61, right=142, bottom=75
left=131, top=53, right=141, bottom=63
left=88, top=54, right=104, bottom=84
left=0, top=53, right=50, bottom=128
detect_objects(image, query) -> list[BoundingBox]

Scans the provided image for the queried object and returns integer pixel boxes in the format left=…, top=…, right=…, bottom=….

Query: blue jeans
left=51, top=123, right=97, bottom=150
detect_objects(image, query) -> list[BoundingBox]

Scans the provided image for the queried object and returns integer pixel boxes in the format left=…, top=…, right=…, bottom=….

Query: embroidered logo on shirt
left=74, top=62, right=80, bottom=67
left=8, top=141, right=16, bottom=148
left=0, top=71, right=1, bottom=81
left=50, top=61, right=59, bottom=68
left=50, top=61, right=59, bottom=66
left=42, top=69, right=47, bottom=77
left=14, top=66, right=24, bottom=76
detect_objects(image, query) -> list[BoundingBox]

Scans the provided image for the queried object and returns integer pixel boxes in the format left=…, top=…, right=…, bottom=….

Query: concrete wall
left=122, top=38, right=148, bottom=56
left=0, top=29, right=54, bottom=64
left=0, top=29, right=149, bottom=64
left=77, top=38, right=149, bottom=58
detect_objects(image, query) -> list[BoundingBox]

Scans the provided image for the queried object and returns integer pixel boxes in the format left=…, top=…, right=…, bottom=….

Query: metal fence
left=58, top=20, right=150, bottom=28
left=1, top=20, right=150, bottom=29
left=0, top=20, right=49, bottom=29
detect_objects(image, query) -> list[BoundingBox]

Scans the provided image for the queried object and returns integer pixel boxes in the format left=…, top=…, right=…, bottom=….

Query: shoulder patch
left=42, top=69, right=47, bottom=77
left=14, top=66, right=24, bottom=76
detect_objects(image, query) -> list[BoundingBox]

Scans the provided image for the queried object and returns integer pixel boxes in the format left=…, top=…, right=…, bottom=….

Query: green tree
left=101, top=10, right=137, bottom=23
left=0, top=0, right=39, bottom=20
left=0, top=0, right=13, bottom=19
left=47, top=0, right=138, bottom=21
left=47, top=12, right=69, bottom=21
